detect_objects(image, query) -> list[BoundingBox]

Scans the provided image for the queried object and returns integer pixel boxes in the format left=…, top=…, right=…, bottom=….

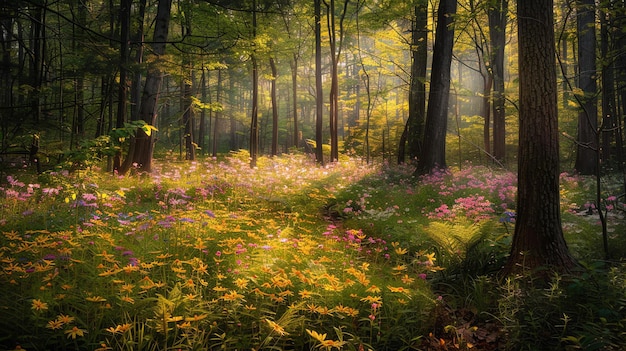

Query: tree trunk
left=414, top=0, right=456, bottom=176
left=249, top=0, right=259, bottom=168
left=482, top=73, right=492, bottom=155
left=120, top=0, right=172, bottom=174
left=116, top=0, right=131, bottom=130
left=406, top=0, right=428, bottom=164
left=291, top=54, right=299, bottom=148
left=183, top=68, right=195, bottom=161
left=213, top=67, right=223, bottom=157
left=229, top=72, right=238, bottom=151
left=315, top=0, right=324, bottom=164
left=199, top=68, right=207, bottom=155
left=326, top=0, right=347, bottom=162
left=489, top=0, right=508, bottom=162
left=503, top=0, right=577, bottom=276
left=574, top=0, right=598, bottom=174
left=270, top=57, right=279, bottom=156
left=1, top=5, right=14, bottom=151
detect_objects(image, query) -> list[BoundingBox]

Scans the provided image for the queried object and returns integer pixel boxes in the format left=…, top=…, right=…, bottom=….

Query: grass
left=0, top=152, right=624, bottom=350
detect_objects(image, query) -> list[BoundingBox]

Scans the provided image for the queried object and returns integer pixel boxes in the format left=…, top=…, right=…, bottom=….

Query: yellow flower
left=298, top=289, right=315, bottom=299
left=424, top=252, right=437, bottom=266
left=320, top=339, right=347, bottom=349
left=56, top=314, right=75, bottom=324
left=184, top=293, right=198, bottom=300
left=394, top=247, right=408, bottom=255
left=184, top=314, right=208, bottom=322
left=221, top=290, right=245, bottom=301
left=120, top=295, right=135, bottom=304
left=86, top=296, right=107, bottom=302
left=388, top=286, right=411, bottom=294
left=234, top=277, right=249, bottom=289
left=31, top=299, right=48, bottom=312
left=401, top=274, right=415, bottom=284
left=106, top=323, right=133, bottom=334
left=119, top=283, right=135, bottom=293
left=366, top=285, right=381, bottom=293
left=46, top=319, right=63, bottom=330
left=306, top=328, right=327, bottom=342
left=360, top=295, right=383, bottom=305
left=94, top=343, right=113, bottom=351
left=392, top=265, right=407, bottom=272
left=265, top=318, right=288, bottom=336
left=333, top=304, right=359, bottom=317
left=117, top=323, right=132, bottom=333
left=65, top=326, right=86, bottom=339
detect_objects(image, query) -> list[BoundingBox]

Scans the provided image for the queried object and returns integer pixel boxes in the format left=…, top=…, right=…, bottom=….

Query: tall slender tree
left=503, top=0, right=577, bottom=275
left=250, top=0, right=259, bottom=168
left=414, top=0, right=457, bottom=176
left=270, top=56, right=279, bottom=156
left=326, top=0, right=349, bottom=162
left=315, top=0, right=324, bottom=164
left=489, top=0, right=508, bottom=162
left=574, top=0, right=598, bottom=174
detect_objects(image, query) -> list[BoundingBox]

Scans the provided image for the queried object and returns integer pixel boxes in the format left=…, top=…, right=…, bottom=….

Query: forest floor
left=0, top=152, right=624, bottom=350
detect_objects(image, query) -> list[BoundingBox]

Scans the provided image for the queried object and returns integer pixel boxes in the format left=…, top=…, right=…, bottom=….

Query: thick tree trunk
left=574, top=0, right=598, bottom=174
left=414, top=0, right=456, bottom=176
left=406, top=1, right=428, bottom=164
left=120, top=0, right=172, bottom=174
left=503, top=0, right=577, bottom=276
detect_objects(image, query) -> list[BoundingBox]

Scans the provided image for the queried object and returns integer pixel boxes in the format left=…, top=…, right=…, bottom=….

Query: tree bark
left=503, top=0, right=577, bottom=276
left=574, top=0, right=598, bottom=174
left=405, top=0, right=428, bottom=164
left=120, top=0, right=172, bottom=174
left=270, top=57, right=279, bottom=156
left=489, top=0, right=508, bottom=162
left=414, top=0, right=456, bottom=176
left=290, top=54, right=299, bottom=148
left=315, top=0, right=324, bottom=164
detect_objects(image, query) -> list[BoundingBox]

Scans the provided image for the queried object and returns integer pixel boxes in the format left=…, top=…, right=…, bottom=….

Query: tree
left=121, top=0, right=173, bottom=174
left=574, top=0, right=598, bottom=175
left=489, top=0, right=508, bottom=162
left=249, top=0, right=259, bottom=168
left=401, top=0, right=428, bottom=165
left=315, top=0, right=324, bottom=164
left=325, top=0, right=350, bottom=162
left=502, top=0, right=577, bottom=276
left=414, top=0, right=457, bottom=176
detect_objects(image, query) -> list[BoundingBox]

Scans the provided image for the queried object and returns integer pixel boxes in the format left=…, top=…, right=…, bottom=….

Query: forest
left=1, top=0, right=626, bottom=350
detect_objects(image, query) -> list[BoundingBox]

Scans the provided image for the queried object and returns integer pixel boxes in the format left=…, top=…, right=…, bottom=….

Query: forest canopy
left=0, top=0, right=625, bottom=173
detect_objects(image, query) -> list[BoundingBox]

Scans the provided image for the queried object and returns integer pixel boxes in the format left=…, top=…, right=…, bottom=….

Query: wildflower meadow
left=1, top=153, right=625, bottom=350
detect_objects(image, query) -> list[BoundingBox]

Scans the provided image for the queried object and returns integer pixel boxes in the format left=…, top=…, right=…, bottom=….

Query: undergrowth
left=0, top=153, right=624, bottom=350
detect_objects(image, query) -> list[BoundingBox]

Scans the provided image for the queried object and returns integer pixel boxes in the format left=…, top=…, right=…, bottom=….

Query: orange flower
left=31, top=299, right=48, bottom=312
left=65, top=326, right=86, bottom=339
